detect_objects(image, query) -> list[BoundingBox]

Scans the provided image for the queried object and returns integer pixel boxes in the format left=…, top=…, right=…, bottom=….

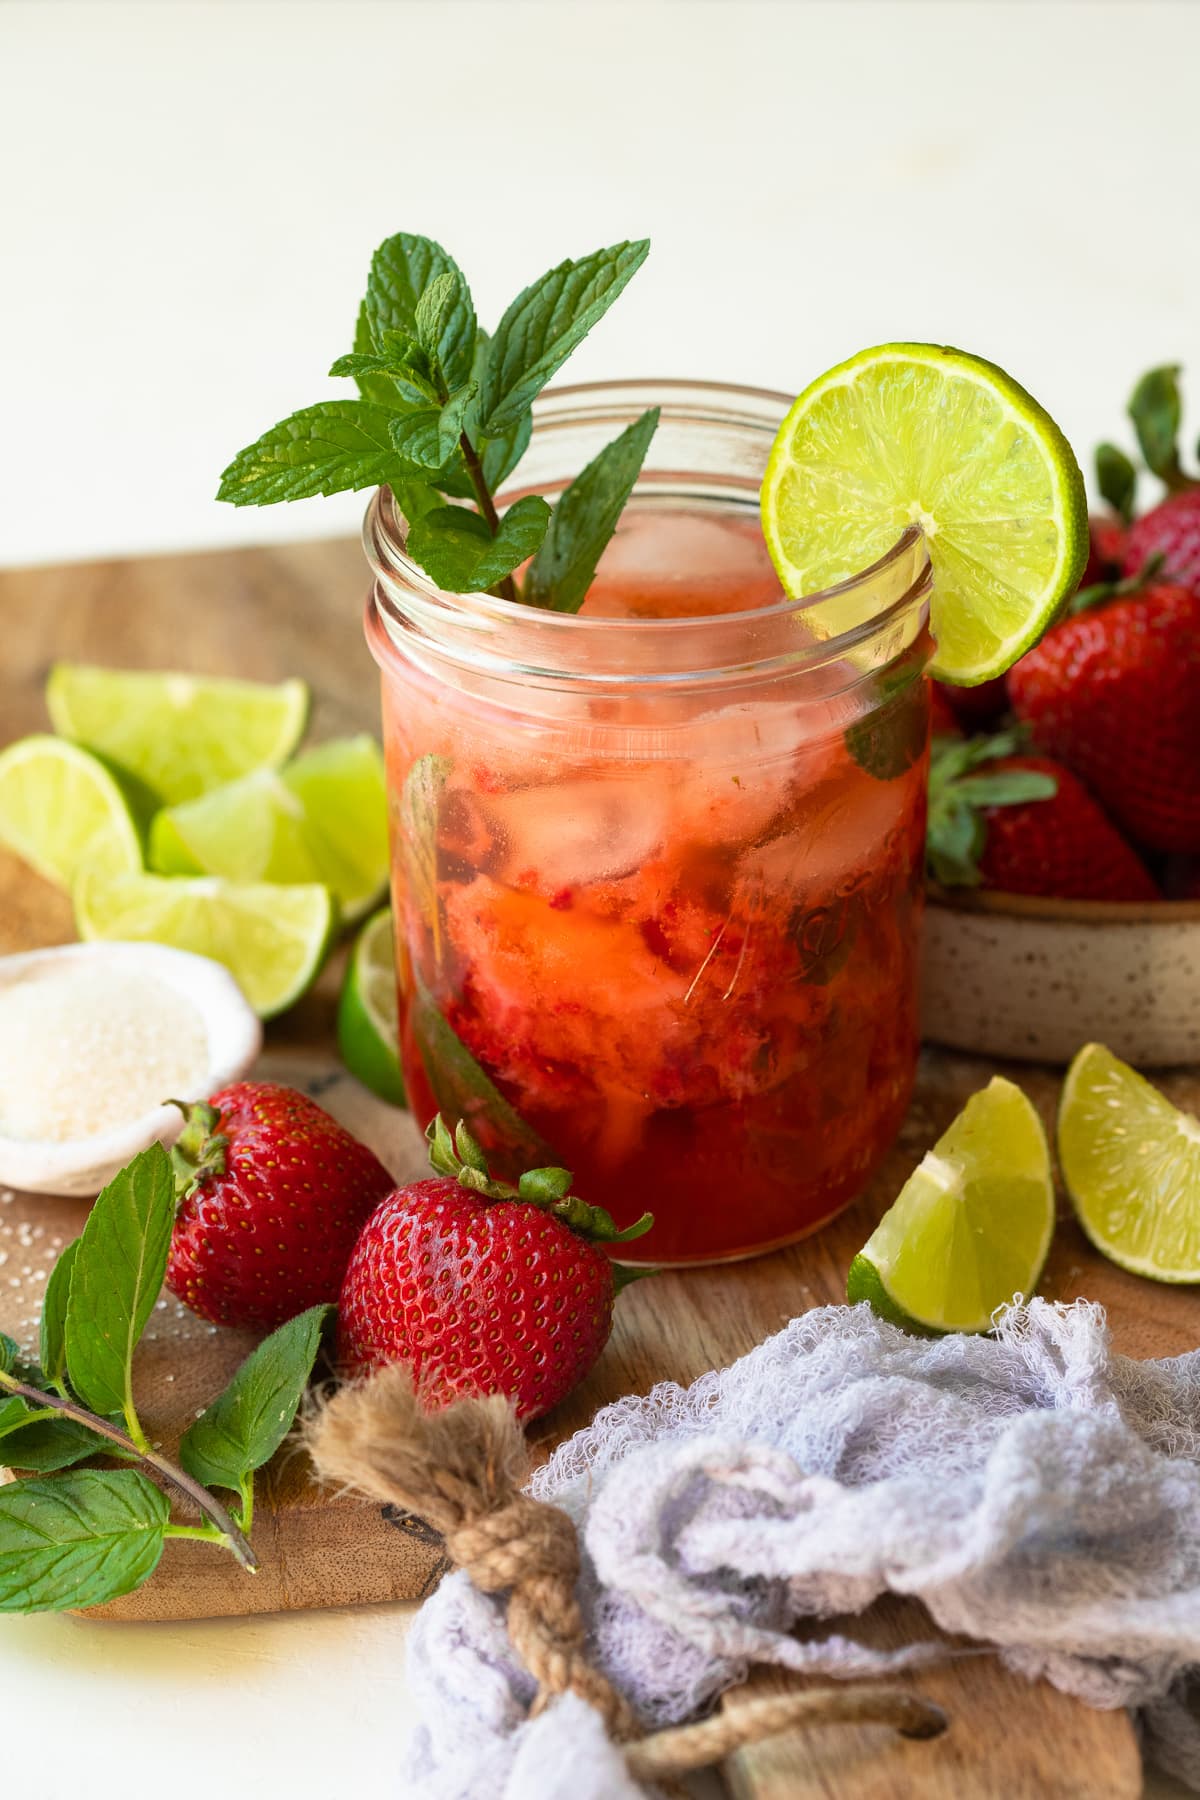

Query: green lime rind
left=847, top=1076, right=1056, bottom=1335
left=148, top=736, right=389, bottom=924
left=74, top=869, right=336, bottom=1018
left=0, top=735, right=147, bottom=888
left=761, top=342, right=1089, bottom=686
left=46, top=665, right=310, bottom=804
left=337, top=908, right=406, bottom=1106
left=1058, top=1043, right=1200, bottom=1284
left=846, top=1252, right=943, bottom=1336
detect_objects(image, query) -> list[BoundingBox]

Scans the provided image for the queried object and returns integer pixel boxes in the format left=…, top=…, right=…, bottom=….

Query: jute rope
left=308, top=1366, right=947, bottom=1783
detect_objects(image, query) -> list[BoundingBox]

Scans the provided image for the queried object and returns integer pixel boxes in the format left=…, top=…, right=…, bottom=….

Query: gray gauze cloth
left=404, top=1298, right=1200, bottom=1798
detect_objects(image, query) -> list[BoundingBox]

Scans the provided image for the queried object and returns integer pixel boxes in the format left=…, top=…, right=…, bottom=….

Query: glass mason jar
left=364, top=381, right=933, bottom=1264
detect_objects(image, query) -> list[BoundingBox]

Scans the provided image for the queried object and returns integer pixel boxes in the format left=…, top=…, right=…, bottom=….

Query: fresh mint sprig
left=218, top=232, right=656, bottom=613
left=0, top=1149, right=332, bottom=1613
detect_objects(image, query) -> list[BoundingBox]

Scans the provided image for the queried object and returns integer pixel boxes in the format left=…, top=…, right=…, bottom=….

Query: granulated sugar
left=0, top=963, right=209, bottom=1141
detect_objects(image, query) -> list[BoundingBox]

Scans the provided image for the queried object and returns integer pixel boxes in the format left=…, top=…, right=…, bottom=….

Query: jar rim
left=364, top=378, right=933, bottom=692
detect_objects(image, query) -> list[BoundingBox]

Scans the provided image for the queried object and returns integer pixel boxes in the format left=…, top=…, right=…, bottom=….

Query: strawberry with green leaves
left=168, top=1082, right=395, bottom=1330
left=927, top=731, right=1158, bottom=902
left=338, top=1117, right=652, bottom=1420
left=1099, top=363, right=1200, bottom=596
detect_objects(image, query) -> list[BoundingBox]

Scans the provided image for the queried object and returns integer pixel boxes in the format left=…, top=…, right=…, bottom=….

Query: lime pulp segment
left=74, top=869, right=335, bottom=1018
left=337, top=907, right=405, bottom=1105
left=46, top=665, right=310, bottom=804
left=1058, top=1043, right=1200, bottom=1283
left=0, top=736, right=145, bottom=888
left=150, top=735, right=388, bottom=922
left=760, top=343, right=1088, bottom=685
left=847, top=1076, right=1055, bottom=1333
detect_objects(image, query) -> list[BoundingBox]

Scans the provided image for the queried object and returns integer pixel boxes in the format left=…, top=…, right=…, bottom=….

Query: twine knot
left=449, top=1493, right=578, bottom=1595
left=308, top=1363, right=947, bottom=1783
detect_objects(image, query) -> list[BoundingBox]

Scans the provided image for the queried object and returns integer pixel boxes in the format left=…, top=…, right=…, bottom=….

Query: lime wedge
left=761, top=343, right=1088, bottom=684
left=1058, top=1044, right=1200, bottom=1283
left=150, top=736, right=388, bottom=923
left=0, top=735, right=146, bottom=887
left=74, top=869, right=335, bottom=1017
left=47, top=665, right=309, bottom=804
left=337, top=908, right=405, bottom=1105
left=847, top=1076, right=1055, bottom=1333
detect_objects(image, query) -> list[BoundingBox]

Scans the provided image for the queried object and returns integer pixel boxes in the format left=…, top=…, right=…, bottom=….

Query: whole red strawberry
left=1122, top=490, right=1200, bottom=596
left=927, top=733, right=1158, bottom=902
left=168, top=1082, right=395, bottom=1330
left=338, top=1117, right=651, bottom=1420
left=1008, top=577, right=1200, bottom=853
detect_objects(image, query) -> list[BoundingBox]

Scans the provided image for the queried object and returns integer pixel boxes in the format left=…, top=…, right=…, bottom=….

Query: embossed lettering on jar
left=365, top=381, right=933, bottom=1263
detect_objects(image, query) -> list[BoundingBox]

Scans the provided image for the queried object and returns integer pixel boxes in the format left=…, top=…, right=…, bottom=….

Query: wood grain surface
left=4, top=537, right=1195, bottom=1797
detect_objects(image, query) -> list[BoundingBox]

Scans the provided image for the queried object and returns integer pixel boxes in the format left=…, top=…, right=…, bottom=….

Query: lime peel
left=0, top=736, right=146, bottom=888
left=1058, top=1043, right=1200, bottom=1284
left=337, top=908, right=405, bottom=1106
left=847, top=1076, right=1056, bottom=1335
left=761, top=342, right=1088, bottom=686
left=47, top=665, right=310, bottom=804
left=74, top=869, right=336, bottom=1019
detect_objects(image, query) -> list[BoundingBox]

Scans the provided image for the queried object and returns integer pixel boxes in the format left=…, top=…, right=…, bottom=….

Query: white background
left=2, top=4, right=1198, bottom=1796
left=3, top=0, right=1200, bottom=569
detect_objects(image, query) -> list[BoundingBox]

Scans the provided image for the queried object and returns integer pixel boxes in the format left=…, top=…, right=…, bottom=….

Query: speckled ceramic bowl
left=921, top=889, right=1200, bottom=1068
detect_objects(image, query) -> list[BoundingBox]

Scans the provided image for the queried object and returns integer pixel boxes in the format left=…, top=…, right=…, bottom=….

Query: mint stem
left=0, top=1367, right=257, bottom=1572
left=457, top=431, right=518, bottom=604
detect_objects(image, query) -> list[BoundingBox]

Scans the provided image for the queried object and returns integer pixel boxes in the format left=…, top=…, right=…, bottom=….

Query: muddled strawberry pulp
left=379, top=508, right=929, bottom=1263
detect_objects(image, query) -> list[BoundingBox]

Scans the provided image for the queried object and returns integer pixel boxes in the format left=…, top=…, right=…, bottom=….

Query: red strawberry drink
left=365, top=384, right=933, bottom=1262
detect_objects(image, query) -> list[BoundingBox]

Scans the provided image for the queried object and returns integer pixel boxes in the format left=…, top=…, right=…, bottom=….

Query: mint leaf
left=0, top=1416, right=108, bottom=1473
left=407, top=495, right=550, bottom=592
left=218, top=401, right=421, bottom=506
left=64, top=1143, right=174, bottom=1423
left=845, top=666, right=928, bottom=781
left=480, top=240, right=650, bottom=435
left=366, top=234, right=476, bottom=390
left=0, top=1333, right=17, bottom=1375
left=392, top=480, right=444, bottom=527
left=471, top=330, right=532, bottom=491
left=40, top=1239, right=79, bottom=1392
left=526, top=407, right=658, bottom=613
left=389, top=383, right=478, bottom=474
left=0, top=1397, right=29, bottom=1438
left=342, top=303, right=414, bottom=407
left=179, top=1304, right=331, bottom=1495
left=413, top=271, right=477, bottom=391
left=481, top=409, right=532, bottom=491
left=412, top=973, right=554, bottom=1171
left=0, top=1470, right=169, bottom=1613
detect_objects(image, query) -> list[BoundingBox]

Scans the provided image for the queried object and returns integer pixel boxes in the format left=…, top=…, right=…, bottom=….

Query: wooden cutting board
left=3, top=536, right=1195, bottom=1797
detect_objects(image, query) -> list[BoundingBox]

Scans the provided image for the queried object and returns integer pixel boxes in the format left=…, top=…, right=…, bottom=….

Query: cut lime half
left=761, top=343, right=1088, bottom=684
left=1058, top=1043, right=1200, bottom=1283
left=74, top=869, right=335, bottom=1018
left=0, top=735, right=146, bottom=887
left=47, top=665, right=309, bottom=804
left=337, top=908, right=404, bottom=1105
left=150, top=736, right=388, bottom=923
left=847, top=1076, right=1055, bottom=1333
